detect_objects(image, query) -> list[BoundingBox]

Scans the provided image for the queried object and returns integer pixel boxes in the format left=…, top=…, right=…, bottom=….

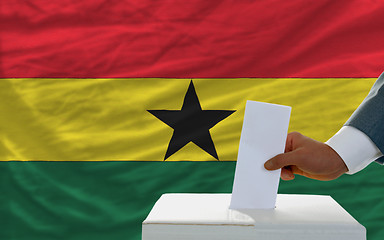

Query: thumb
left=264, top=151, right=300, bottom=170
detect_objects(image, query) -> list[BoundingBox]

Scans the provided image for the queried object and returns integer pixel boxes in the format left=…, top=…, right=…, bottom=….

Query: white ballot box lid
left=142, top=193, right=366, bottom=240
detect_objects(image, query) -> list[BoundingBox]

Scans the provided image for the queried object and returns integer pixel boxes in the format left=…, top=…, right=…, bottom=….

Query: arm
left=326, top=126, right=383, bottom=174
left=344, top=72, right=384, bottom=164
left=265, top=72, right=384, bottom=180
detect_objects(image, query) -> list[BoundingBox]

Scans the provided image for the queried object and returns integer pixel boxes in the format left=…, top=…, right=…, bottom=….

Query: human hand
left=264, top=132, right=348, bottom=181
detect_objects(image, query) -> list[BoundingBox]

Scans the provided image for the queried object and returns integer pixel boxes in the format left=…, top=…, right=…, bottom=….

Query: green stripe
left=2, top=162, right=384, bottom=240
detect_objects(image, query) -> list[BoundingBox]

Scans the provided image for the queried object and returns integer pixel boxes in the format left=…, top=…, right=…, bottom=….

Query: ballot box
left=142, top=193, right=366, bottom=240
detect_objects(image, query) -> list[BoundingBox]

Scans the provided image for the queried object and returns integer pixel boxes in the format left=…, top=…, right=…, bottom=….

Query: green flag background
left=3, top=162, right=384, bottom=239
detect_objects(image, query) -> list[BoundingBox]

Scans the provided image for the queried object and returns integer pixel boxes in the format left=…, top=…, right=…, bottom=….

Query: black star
left=148, top=80, right=235, bottom=160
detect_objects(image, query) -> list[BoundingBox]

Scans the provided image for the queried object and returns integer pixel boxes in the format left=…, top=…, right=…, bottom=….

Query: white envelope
left=230, top=100, right=291, bottom=209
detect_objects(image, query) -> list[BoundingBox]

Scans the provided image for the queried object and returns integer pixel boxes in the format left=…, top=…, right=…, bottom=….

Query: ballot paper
left=230, top=100, right=291, bottom=209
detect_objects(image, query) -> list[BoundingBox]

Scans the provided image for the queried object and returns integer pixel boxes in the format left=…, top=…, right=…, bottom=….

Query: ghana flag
left=1, top=1, right=384, bottom=240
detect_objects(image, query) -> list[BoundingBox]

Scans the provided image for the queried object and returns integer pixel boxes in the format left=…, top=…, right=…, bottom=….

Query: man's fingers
left=264, top=151, right=301, bottom=170
left=284, top=132, right=303, bottom=152
left=281, top=167, right=295, bottom=180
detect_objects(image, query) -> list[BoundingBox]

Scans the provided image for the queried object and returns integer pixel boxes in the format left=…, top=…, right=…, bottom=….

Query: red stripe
left=1, top=0, right=384, bottom=78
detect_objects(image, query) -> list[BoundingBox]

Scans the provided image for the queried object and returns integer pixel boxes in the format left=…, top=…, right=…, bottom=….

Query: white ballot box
left=142, top=193, right=366, bottom=240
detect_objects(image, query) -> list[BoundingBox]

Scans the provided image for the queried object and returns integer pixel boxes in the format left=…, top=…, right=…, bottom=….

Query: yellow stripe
left=0, top=78, right=375, bottom=161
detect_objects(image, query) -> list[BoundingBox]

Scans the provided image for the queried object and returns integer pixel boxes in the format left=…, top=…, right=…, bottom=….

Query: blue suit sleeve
left=345, top=72, right=384, bottom=164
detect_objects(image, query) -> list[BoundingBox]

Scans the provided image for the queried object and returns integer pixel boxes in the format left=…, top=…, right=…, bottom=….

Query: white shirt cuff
left=325, top=126, right=383, bottom=174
